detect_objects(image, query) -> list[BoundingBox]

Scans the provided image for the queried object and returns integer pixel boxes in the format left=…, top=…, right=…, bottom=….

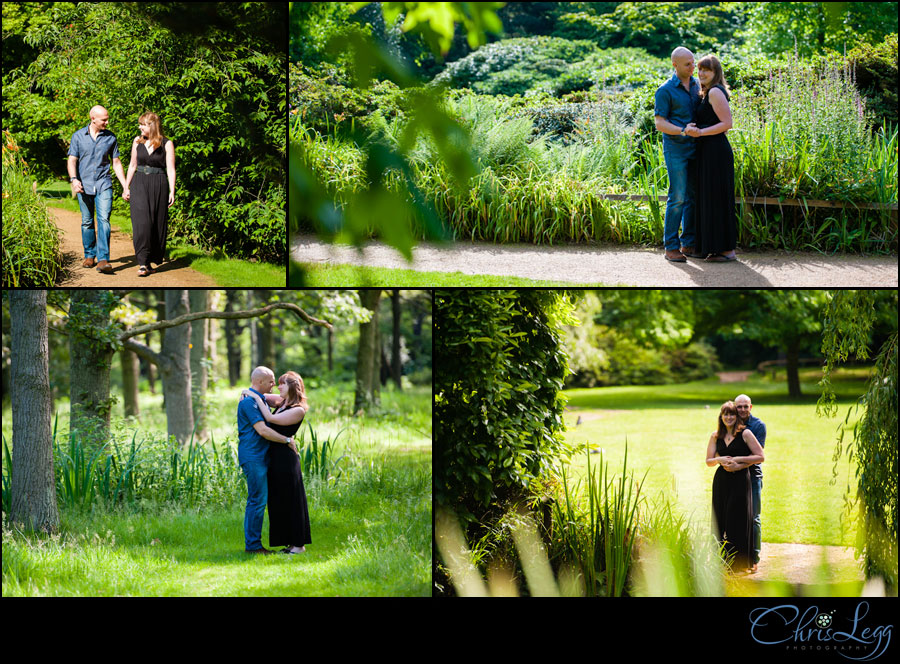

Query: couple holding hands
left=67, top=105, right=173, bottom=278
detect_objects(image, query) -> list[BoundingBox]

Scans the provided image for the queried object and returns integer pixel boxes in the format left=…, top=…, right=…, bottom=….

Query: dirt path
left=292, top=235, right=898, bottom=287
left=49, top=206, right=219, bottom=287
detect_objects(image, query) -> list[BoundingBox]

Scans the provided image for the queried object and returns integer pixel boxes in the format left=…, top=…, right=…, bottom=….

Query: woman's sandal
left=137, top=266, right=154, bottom=277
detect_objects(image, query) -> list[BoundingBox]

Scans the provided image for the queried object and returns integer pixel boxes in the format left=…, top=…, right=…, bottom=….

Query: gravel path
left=293, top=235, right=898, bottom=287
left=49, top=206, right=218, bottom=286
left=753, top=542, right=864, bottom=587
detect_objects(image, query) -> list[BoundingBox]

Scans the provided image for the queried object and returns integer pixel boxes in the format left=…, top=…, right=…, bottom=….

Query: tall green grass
left=1, top=130, right=62, bottom=286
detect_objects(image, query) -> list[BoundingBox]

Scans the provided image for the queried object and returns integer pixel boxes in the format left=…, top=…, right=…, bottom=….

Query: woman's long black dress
left=267, top=406, right=312, bottom=548
left=693, top=84, right=737, bottom=256
left=130, top=138, right=169, bottom=267
left=711, top=430, right=752, bottom=569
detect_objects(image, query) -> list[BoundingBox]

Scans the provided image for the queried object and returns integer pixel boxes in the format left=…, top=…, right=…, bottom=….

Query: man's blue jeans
left=240, top=458, right=268, bottom=551
left=662, top=140, right=696, bottom=251
left=751, top=476, right=762, bottom=565
left=77, top=188, right=112, bottom=262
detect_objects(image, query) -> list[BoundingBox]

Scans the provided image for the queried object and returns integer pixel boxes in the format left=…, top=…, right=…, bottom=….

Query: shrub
left=435, top=290, right=575, bottom=526
left=1, top=130, right=61, bottom=287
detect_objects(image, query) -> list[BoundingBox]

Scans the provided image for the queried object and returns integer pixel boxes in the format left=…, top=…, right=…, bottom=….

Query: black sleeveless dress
left=711, top=430, right=752, bottom=568
left=130, top=137, right=169, bottom=267
left=693, top=85, right=737, bottom=256
left=267, top=406, right=312, bottom=548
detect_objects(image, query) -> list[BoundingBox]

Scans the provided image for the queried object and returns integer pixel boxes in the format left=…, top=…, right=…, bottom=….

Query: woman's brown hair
left=278, top=371, right=305, bottom=408
left=138, top=112, right=165, bottom=150
left=697, top=54, right=730, bottom=99
left=717, top=400, right=745, bottom=439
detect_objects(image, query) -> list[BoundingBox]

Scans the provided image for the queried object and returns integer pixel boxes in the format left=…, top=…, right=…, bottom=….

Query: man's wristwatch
left=69, top=177, right=80, bottom=182
left=680, top=127, right=686, bottom=136
left=285, top=436, right=293, bottom=445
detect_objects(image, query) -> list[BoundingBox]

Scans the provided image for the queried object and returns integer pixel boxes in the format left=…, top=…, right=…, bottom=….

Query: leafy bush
left=1, top=130, right=61, bottom=287
left=433, top=36, right=597, bottom=95
left=435, top=290, right=575, bottom=526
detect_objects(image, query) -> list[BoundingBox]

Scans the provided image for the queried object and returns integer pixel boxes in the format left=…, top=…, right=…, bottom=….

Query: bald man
left=724, top=394, right=767, bottom=572
left=67, top=106, right=129, bottom=273
left=654, top=47, right=701, bottom=263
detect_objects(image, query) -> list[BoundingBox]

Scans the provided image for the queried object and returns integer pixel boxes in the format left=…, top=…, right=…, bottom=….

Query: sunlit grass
left=561, top=371, right=868, bottom=547
left=2, top=382, right=432, bottom=596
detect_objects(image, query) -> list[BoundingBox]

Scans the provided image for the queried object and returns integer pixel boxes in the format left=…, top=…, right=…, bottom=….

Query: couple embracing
left=655, top=47, right=738, bottom=263
left=67, top=105, right=173, bottom=278
left=706, top=394, right=767, bottom=574
left=238, top=366, right=312, bottom=555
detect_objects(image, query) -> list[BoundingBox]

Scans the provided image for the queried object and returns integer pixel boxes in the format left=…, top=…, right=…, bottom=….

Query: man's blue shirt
left=654, top=73, right=701, bottom=147
left=237, top=387, right=269, bottom=464
left=67, top=125, right=120, bottom=196
left=745, top=414, right=766, bottom=479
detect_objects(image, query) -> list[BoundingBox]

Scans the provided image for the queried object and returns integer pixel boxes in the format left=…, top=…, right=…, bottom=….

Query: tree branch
left=122, top=338, right=165, bottom=369
left=118, top=302, right=333, bottom=341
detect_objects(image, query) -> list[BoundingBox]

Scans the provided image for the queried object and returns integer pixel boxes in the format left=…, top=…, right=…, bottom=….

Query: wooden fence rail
left=593, top=193, right=898, bottom=211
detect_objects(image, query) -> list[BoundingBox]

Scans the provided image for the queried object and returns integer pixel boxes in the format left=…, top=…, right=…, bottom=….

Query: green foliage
left=434, top=290, right=576, bottom=527
left=820, top=290, right=898, bottom=591
left=556, top=3, right=740, bottom=58
left=1, top=130, right=61, bottom=287
left=433, top=36, right=599, bottom=96
left=3, top=2, right=285, bottom=263
left=847, top=34, right=899, bottom=129
left=735, top=2, right=898, bottom=59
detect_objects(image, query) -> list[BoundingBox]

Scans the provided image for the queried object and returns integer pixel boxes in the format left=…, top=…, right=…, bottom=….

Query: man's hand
left=287, top=441, right=298, bottom=454
left=71, top=179, right=84, bottom=196
left=685, top=123, right=701, bottom=137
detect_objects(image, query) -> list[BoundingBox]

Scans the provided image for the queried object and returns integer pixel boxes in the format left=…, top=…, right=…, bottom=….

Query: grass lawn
left=2, top=383, right=432, bottom=596
left=291, top=261, right=589, bottom=286
left=561, top=369, right=868, bottom=548
left=40, top=182, right=284, bottom=286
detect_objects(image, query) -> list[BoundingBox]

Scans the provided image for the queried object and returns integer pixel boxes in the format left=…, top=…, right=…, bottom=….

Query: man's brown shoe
left=96, top=260, right=113, bottom=274
left=245, top=547, right=273, bottom=555
left=82, top=257, right=96, bottom=268
left=664, top=249, right=686, bottom=263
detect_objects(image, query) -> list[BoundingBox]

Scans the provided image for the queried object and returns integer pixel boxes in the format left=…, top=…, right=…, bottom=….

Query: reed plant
left=549, top=444, right=647, bottom=596
left=1, top=129, right=62, bottom=286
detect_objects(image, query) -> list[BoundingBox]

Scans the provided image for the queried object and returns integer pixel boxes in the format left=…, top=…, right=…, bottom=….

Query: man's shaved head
left=671, top=46, right=693, bottom=62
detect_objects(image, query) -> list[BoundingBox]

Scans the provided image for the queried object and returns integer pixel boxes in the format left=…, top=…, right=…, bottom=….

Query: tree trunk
left=354, top=289, right=382, bottom=412
left=161, top=290, right=194, bottom=445
left=391, top=289, right=403, bottom=389
left=9, top=291, right=59, bottom=533
left=189, top=290, right=209, bottom=442
left=224, top=290, right=243, bottom=386
left=68, top=290, right=116, bottom=447
left=120, top=347, right=140, bottom=418
left=786, top=341, right=802, bottom=397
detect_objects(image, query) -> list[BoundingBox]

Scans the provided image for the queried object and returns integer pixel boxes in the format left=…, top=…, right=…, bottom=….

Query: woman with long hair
left=123, top=112, right=175, bottom=277
left=685, top=54, right=738, bottom=262
left=706, top=400, right=765, bottom=572
left=242, top=371, right=312, bottom=554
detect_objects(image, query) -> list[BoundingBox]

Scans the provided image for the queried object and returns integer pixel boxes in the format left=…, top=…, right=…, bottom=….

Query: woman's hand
left=122, top=187, right=130, bottom=201
left=168, top=191, right=174, bottom=207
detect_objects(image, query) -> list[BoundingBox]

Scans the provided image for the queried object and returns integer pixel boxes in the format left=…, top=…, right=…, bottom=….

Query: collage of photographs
left=1, top=1, right=896, bottom=650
